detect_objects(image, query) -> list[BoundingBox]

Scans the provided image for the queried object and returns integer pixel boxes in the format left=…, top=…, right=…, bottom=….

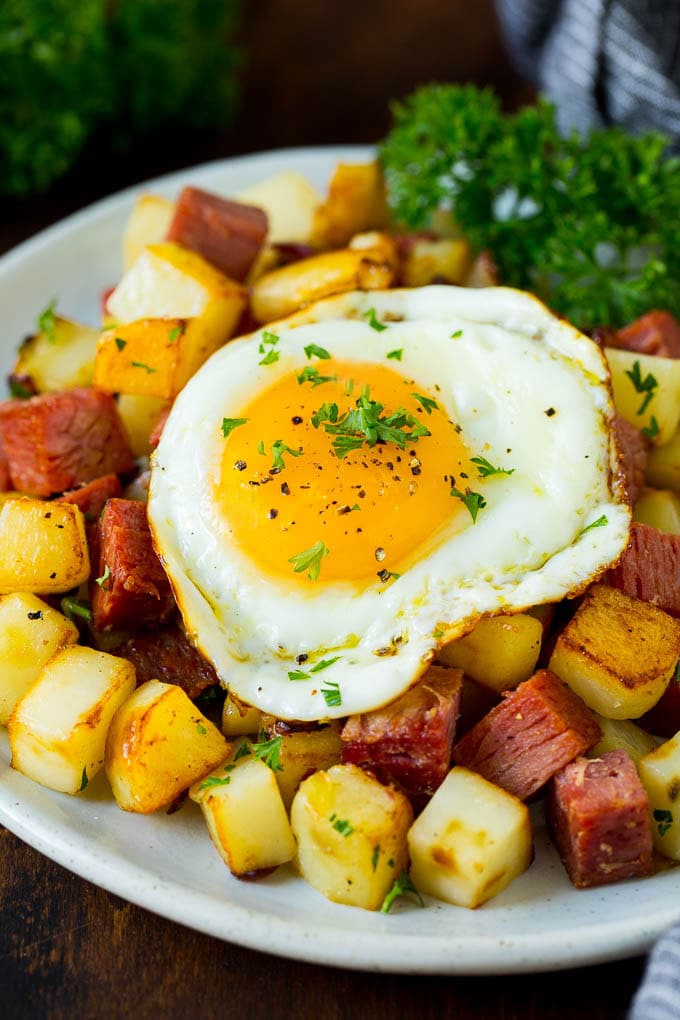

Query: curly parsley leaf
left=251, top=735, right=283, bottom=772
left=471, top=455, right=515, bottom=478
left=450, top=485, right=487, bottom=523
left=271, top=439, right=302, bottom=471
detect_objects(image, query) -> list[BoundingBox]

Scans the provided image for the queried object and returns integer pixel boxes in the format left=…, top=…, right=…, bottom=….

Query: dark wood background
left=0, top=2, right=649, bottom=1016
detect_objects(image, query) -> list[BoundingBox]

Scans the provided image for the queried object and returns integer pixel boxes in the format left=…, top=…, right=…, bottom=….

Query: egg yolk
left=217, top=360, right=475, bottom=585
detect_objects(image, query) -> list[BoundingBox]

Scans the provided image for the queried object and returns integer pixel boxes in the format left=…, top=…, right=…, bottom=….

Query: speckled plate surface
left=0, top=147, right=677, bottom=973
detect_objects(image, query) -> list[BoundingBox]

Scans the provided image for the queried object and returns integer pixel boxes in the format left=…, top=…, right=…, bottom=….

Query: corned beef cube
left=609, top=310, right=680, bottom=359
left=166, top=187, right=267, bottom=282
left=119, top=625, right=218, bottom=701
left=613, top=415, right=649, bottom=505
left=58, top=473, right=122, bottom=520
left=548, top=750, right=654, bottom=888
left=341, top=664, right=463, bottom=804
left=453, top=669, right=601, bottom=801
left=0, top=388, right=134, bottom=497
left=91, top=498, right=174, bottom=630
left=608, top=522, right=680, bottom=617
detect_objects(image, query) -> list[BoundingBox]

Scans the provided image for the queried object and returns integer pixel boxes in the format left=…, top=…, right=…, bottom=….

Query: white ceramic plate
left=0, top=146, right=677, bottom=974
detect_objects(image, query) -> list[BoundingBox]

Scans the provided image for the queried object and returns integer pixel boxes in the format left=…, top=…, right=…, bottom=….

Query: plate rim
left=0, top=144, right=675, bottom=975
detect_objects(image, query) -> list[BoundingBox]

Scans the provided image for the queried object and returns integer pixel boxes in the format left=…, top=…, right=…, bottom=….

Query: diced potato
left=95, top=317, right=225, bottom=401
left=9, top=646, right=135, bottom=794
left=116, top=393, right=169, bottom=458
left=0, top=498, right=90, bottom=595
left=606, top=349, right=680, bottom=446
left=312, top=162, right=389, bottom=249
left=221, top=692, right=261, bottom=737
left=237, top=171, right=321, bottom=244
left=401, top=238, right=472, bottom=287
left=647, top=427, right=680, bottom=491
left=0, top=593, right=78, bottom=725
left=464, top=250, right=499, bottom=288
left=251, top=247, right=395, bottom=324
left=107, top=243, right=246, bottom=343
left=13, top=316, right=100, bottom=394
left=639, top=733, right=680, bottom=859
left=290, top=763, right=412, bottom=911
left=348, top=231, right=399, bottom=270
left=190, top=756, right=295, bottom=875
left=633, top=488, right=680, bottom=535
left=105, top=679, right=229, bottom=813
left=408, top=766, right=532, bottom=909
left=438, top=613, right=542, bottom=693
left=274, top=726, right=343, bottom=810
left=123, top=193, right=175, bottom=271
left=589, top=715, right=662, bottom=768
left=549, top=583, right=680, bottom=719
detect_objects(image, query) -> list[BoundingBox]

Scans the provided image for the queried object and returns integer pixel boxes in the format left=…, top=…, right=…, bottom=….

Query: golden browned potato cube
left=107, top=242, right=246, bottom=341
left=95, top=318, right=223, bottom=400
left=633, top=488, right=680, bottom=535
left=274, top=726, right=344, bottom=810
left=401, top=238, right=472, bottom=287
left=12, top=316, right=101, bottom=394
left=0, top=498, right=90, bottom=595
left=290, top=763, right=412, bottom=911
left=123, top=193, right=175, bottom=271
left=408, top=766, right=532, bottom=909
left=606, top=349, right=680, bottom=446
left=237, top=171, right=321, bottom=244
left=105, top=679, right=229, bottom=813
left=190, top=757, right=296, bottom=875
left=116, top=393, right=169, bottom=458
left=589, top=715, right=661, bottom=768
left=312, top=162, right=389, bottom=249
left=9, top=646, right=135, bottom=794
left=549, top=584, right=680, bottom=719
left=639, top=732, right=680, bottom=859
left=0, top=593, right=78, bottom=725
left=250, top=247, right=394, bottom=324
left=438, top=613, right=543, bottom=693
left=221, top=692, right=261, bottom=737
left=647, top=429, right=680, bottom=491
left=348, top=231, right=399, bottom=270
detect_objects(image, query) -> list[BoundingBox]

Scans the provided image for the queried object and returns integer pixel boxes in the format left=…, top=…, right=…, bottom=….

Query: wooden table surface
left=0, top=3, right=654, bottom=1016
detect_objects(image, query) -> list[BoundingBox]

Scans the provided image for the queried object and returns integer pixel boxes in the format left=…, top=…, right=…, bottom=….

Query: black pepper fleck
left=267, top=508, right=278, bottom=519
left=291, top=416, right=303, bottom=425
left=281, top=482, right=290, bottom=495
left=234, top=460, right=247, bottom=471
left=545, top=408, right=556, bottom=417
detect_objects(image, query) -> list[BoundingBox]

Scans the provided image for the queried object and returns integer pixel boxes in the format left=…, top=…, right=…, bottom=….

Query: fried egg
left=148, top=285, right=630, bottom=720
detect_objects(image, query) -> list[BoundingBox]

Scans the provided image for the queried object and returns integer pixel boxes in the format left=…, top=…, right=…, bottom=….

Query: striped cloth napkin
left=495, top=0, right=680, bottom=141
left=629, top=922, right=680, bottom=1019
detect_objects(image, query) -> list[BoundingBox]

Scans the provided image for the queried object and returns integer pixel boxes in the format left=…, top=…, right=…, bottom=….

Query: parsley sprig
left=288, top=540, right=329, bottom=581
left=312, top=386, right=431, bottom=459
left=271, top=439, right=302, bottom=471
left=258, top=330, right=280, bottom=366
left=471, top=456, right=515, bottom=478
left=251, top=735, right=284, bottom=772
left=380, top=872, right=425, bottom=913
left=625, top=360, right=658, bottom=416
left=450, top=485, right=487, bottom=523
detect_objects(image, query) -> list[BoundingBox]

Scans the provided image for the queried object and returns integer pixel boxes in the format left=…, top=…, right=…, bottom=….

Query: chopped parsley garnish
left=252, top=735, right=283, bottom=772
left=199, top=774, right=232, bottom=790
left=288, top=540, right=329, bottom=581
left=221, top=417, right=249, bottom=439
left=625, top=360, right=659, bottom=416
left=380, top=872, right=424, bottom=913
left=642, top=416, right=660, bottom=440
left=196, top=721, right=207, bottom=735
left=167, top=324, right=184, bottom=344
left=258, top=330, right=280, bottom=366
left=287, top=670, right=309, bottom=681
left=450, top=485, right=487, bottom=523
left=451, top=329, right=463, bottom=339
left=95, top=564, right=111, bottom=588
left=304, top=343, right=331, bottom=360
left=310, top=656, right=341, bottom=673
left=38, top=298, right=57, bottom=342
left=321, top=680, right=342, bottom=708
left=257, top=440, right=265, bottom=455
left=386, top=349, right=403, bottom=360
left=654, top=808, right=673, bottom=837
left=412, top=392, right=438, bottom=414
left=9, top=378, right=32, bottom=399
left=234, top=742, right=251, bottom=761
left=582, top=514, right=608, bottom=534
left=271, top=439, right=302, bottom=471
left=329, top=813, right=354, bottom=837
left=471, top=455, right=515, bottom=478
left=78, top=767, right=89, bottom=792
left=371, top=844, right=381, bottom=872
left=114, top=337, right=127, bottom=351
left=315, top=386, right=431, bottom=459
left=60, top=597, right=92, bottom=623
left=131, top=361, right=156, bottom=374
left=363, top=307, right=388, bottom=332
left=296, top=366, right=337, bottom=387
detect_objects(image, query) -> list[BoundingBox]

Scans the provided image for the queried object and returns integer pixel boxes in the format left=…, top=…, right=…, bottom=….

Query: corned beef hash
left=2, top=158, right=680, bottom=913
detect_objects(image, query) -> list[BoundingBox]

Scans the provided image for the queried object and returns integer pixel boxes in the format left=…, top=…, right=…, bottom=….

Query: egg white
left=148, top=285, right=630, bottom=720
